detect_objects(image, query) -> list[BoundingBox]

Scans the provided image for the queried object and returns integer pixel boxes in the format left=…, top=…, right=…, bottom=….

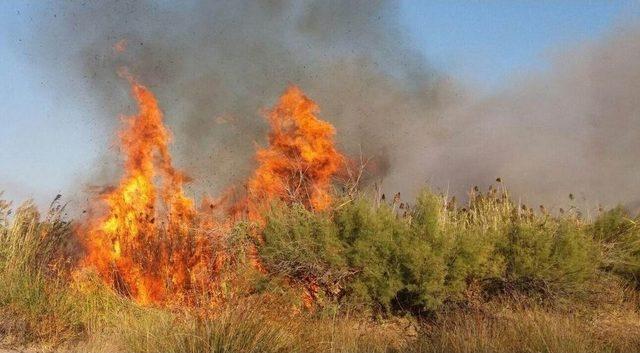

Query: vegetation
left=1, top=184, right=640, bottom=352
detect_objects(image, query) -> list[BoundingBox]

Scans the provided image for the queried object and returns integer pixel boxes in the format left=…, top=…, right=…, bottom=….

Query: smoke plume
left=405, top=25, right=640, bottom=211
left=28, top=1, right=640, bottom=211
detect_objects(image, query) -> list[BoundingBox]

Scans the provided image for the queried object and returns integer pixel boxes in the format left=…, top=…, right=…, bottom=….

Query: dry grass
left=418, top=290, right=640, bottom=353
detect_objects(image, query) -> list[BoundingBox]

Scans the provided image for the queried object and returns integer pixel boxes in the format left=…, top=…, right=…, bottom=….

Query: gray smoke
left=400, top=25, right=640, bottom=212
left=27, top=1, right=640, bottom=212
left=27, top=0, right=452, bottom=197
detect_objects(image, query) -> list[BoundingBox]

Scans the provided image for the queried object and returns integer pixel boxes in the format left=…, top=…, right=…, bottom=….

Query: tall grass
left=1, top=186, right=640, bottom=352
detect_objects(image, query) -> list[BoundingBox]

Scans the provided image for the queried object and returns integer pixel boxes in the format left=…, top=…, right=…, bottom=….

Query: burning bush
left=77, top=73, right=348, bottom=307
left=80, top=75, right=217, bottom=305
left=246, top=85, right=344, bottom=215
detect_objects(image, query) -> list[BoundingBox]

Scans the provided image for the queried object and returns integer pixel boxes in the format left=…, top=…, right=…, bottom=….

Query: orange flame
left=82, top=74, right=213, bottom=305
left=81, top=79, right=343, bottom=308
left=247, top=85, right=344, bottom=214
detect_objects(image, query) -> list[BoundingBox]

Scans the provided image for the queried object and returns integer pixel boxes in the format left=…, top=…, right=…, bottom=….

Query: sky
left=401, top=1, right=640, bottom=90
left=0, top=1, right=639, bottom=207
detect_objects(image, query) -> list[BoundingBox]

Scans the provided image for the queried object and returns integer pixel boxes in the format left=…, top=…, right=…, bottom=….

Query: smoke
left=27, top=0, right=450, bottom=194
left=400, top=24, right=640, bottom=211
left=27, top=1, right=640, bottom=211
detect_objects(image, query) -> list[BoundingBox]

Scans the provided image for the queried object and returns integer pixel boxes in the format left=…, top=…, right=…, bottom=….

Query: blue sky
left=0, top=1, right=638, bottom=206
left=401, top=1, right=640, bottom=89
left=1, top=11, right=102, bottom=205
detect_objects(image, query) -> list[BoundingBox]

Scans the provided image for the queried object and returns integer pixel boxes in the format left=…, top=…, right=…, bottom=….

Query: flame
left=81, top=78, right=343, bottom=307
left=241, top=86, right=346, bottom=306
left=247, top=85, right=344, bottom=214
left=82, top=74, right=213, bottom=305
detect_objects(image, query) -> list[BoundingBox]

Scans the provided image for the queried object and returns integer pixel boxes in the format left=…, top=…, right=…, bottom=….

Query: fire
left=81, top=76, right=343, bottom=307
left=247, top=85, right=343, bottom=214
left=82, top=73, right=213, bottom=305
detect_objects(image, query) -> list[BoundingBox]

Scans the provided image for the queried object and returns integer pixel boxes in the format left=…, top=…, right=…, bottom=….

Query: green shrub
left=503, top=220, right=596, bottom=294
left=259, top=194, right=453, bottom=312
left=260, top=203, right=348, bottom=290
left=259, top=188, right=604, bottom=311
left=334, top=198, right=403, bottom=309
left=335, top=196, right=447, bottom=311
left=402, top=192, right=450, bottom=309
left=443, top=226, right=506, bottom=298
